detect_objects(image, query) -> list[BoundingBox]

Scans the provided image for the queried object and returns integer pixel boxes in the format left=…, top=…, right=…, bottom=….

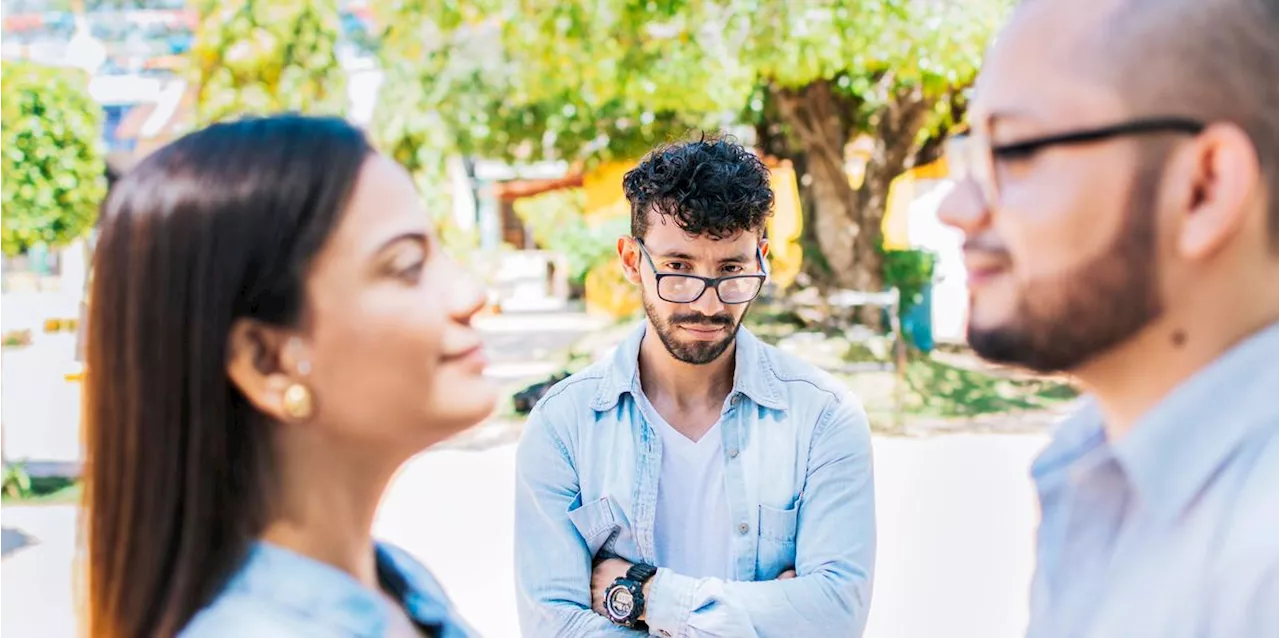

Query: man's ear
left=226, top=318, right=305, bottom=423
left=1169, top=122, right=1259, bottom=261
left=759, top=238, right=771, bottom=260
left=618, top=236, right=642, bottom=284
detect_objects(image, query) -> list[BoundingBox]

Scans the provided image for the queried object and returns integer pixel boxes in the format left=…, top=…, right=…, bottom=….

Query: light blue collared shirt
left=514, top=324, right=876, bottom=637
left=181, top=541, right=478, bottom=637
left=1028, top=323, right=1279, bottom=638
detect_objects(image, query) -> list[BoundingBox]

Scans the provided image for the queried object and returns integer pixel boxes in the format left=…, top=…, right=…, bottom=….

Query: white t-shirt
left=637, top=390, right=734, bottom=580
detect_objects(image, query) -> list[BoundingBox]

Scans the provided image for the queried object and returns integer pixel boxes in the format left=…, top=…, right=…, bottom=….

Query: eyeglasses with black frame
left=634, top=239, right=768, bottom=305
left=945, top=117, right=1206, bottom=205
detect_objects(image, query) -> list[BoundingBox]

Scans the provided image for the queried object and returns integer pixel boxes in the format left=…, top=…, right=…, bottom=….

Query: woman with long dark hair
left=83, top=115, right=495, bottom=637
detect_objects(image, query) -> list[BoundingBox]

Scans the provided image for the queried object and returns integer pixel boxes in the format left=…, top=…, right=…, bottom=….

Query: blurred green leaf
left=188, top=0, right=346, bottom=125
left=1, top=61, right=106, bottom=256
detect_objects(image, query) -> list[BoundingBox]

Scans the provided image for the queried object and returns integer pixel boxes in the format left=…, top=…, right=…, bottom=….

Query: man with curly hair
left=514, top=136, right=876, bottom=637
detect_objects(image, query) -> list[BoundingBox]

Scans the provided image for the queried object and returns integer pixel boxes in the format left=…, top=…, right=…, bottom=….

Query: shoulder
left=522, top=358, right=613, bottom=445
left=758, top=339, right=855, bottom=399
left=1205, top=421, right=1279, bottom=634
left=181, top=592, right=343, bottom=638
left=536, top=357, right=610, bottom=412
left=376, top=542, right=453, bottom=603
left=1219, top=421, right=1278, bottom=560
left=760, top=340, right=867, bottom=417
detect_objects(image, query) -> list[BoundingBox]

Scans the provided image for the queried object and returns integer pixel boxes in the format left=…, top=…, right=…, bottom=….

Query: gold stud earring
left=282, top=382, right=314, bottom=421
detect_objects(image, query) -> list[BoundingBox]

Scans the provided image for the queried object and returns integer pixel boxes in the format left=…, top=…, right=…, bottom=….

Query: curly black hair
left=623, top=135, right=774, bottom=240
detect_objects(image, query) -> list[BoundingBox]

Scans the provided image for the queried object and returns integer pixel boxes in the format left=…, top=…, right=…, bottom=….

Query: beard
left=968, top=154, right=1166, bottom=373
left=643, top=293, right=744, bottom=365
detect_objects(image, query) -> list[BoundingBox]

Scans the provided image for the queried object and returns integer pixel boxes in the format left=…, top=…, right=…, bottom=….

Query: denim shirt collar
left=1034, top=323, right=1279, bottom=522
left=590, top=322, right=787, bottom=412
left=227, top=541, right=457, bottom=636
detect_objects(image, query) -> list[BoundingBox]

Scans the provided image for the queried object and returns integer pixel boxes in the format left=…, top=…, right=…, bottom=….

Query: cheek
left=308, top=289, right=448, bottom=416
left=997, top=166, right=1131, bottom=282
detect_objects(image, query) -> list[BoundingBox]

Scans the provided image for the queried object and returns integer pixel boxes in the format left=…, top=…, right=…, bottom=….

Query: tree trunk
left=753, top=96, right=830, bottom=287
left=772, top=79, right=938, bottom=324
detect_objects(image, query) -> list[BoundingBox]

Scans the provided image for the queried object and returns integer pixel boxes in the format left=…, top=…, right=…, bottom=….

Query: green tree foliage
left=377, top=0, right=1005, bottom=295
left=189, top=0, right=346, bottom=125
left=374, top=0, right=733, bottom=172
left=0, top=61, right=106, bottom=256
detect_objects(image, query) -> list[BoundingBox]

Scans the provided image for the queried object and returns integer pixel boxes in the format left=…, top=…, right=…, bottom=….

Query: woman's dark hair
left=83, top=115, right=372, bottom=637
left=623, top=134, right=774, bottom=240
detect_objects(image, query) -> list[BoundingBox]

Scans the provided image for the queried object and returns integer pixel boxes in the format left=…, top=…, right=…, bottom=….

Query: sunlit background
left=0, top=1, right=1077, bottom=636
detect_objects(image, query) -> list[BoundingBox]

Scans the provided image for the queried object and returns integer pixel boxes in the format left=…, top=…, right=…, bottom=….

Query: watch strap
left=626, top=563, right=657, bottom=584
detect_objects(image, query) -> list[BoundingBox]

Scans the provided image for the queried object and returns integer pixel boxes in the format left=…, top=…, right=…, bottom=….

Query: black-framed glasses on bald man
left=945, top=117, right=1205, bottom=205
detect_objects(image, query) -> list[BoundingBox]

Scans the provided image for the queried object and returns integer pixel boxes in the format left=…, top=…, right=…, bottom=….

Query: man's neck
left=637, top=323, right=736, bottom=413
left=1074, top=307, right=1277, bottom=442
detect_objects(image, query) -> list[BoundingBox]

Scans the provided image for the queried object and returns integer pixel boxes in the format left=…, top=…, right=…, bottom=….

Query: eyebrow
left=651, top=248, right=751, bottom=264
left=986, top=109, right=1049, bottom=134
left=373, top=231, right=428, bottom=256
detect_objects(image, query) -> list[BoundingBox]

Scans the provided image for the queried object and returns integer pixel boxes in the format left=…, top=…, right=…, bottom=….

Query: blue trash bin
left=901, top=282, right=935, bottom=353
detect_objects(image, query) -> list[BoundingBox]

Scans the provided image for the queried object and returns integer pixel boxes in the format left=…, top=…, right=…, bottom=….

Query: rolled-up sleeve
left=514, top=405, right=645, bottom=637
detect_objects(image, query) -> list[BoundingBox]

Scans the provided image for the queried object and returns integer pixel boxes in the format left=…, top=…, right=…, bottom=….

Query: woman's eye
left=390, top=255, right=425, bottom=282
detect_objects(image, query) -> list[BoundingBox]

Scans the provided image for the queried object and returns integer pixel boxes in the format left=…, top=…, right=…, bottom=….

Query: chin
left=432, top=380, right=501, bottom=438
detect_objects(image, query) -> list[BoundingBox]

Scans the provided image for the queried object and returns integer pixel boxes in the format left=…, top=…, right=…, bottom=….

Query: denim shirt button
left=727, top=447, right=739, bottom=459
left=737, top=522, right=750, bottom=535
left=730, top=395, right=740, bottom=406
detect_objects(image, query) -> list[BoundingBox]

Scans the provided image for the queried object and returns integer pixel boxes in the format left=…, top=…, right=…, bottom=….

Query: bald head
left=1024, top=0, right=1279, bottom=239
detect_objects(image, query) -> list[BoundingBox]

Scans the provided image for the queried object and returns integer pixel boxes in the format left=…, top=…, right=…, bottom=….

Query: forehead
left=643, top=216, right=759, bottom=257
left=327, top=154, right=428, bottom=254
left=971, top=0, right=1129, bottom=130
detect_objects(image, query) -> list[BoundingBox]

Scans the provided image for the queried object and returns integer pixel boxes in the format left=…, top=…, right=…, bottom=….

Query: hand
left=591, top=558, right=633, bottom=619
left=777, top=568, right=796, bottom=580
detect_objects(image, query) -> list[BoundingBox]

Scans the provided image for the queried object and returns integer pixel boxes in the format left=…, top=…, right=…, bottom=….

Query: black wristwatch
left=603, top=563, right=658, bottom=627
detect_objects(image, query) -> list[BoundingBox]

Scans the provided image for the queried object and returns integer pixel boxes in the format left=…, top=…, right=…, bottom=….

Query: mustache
left=963, top=237, right=1010, bottom=257
left=671, top=313, right=734, bottom=327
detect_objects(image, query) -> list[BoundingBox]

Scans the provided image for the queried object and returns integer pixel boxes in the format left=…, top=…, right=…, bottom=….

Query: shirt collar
left=1114, top=322, right=1279, bottom=521
left=1031, top=397, right=1108, bottom=486
left=591, top=322, right=787, bottom=412
left=227, top=541, right=453, bottom=636
left=1033, top=323, right=1279, bottom=521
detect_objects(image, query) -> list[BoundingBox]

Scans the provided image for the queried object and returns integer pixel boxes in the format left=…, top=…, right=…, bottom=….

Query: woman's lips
left=443, top=343, right=487, bottom=371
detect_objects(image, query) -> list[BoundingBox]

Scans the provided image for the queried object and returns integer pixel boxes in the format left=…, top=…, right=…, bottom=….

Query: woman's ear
left=226, top=318, right=304, bottom=423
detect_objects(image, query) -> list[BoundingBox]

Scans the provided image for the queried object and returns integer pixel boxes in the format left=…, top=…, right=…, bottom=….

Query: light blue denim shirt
left=515, top=324, right=876, bottom=637
left=1028, top=323, right=1279, bottom=638
left=181, top=541, right=478, bottom=637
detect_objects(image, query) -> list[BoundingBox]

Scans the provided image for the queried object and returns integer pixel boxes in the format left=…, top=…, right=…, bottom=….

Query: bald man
left=937, top=0, right=1278, bottom=636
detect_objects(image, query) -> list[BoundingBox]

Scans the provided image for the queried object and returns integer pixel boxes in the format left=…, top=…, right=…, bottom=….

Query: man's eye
left=722, top=265, right=744, bottom=274
left=992, top=143, right=1042, bottom=163
left=664, top=262, right=688, bottom=272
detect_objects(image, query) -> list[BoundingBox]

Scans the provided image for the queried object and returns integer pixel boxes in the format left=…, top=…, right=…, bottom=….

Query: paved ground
left=2, top=432, right=1047, bottom=638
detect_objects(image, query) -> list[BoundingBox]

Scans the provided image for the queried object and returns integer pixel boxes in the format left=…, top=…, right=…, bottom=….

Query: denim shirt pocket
left=567, top=496, right=628, bottom=558
left=755, top=503, right=799, bottom=579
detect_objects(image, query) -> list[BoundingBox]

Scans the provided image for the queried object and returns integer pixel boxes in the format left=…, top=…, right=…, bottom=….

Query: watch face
left=606, top=586, right=635, bottom=620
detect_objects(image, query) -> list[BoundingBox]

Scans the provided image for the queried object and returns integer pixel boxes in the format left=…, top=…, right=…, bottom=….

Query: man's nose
left=689, top=284, right=726, bottom=316
left=937, top=179, right=990, bottom=236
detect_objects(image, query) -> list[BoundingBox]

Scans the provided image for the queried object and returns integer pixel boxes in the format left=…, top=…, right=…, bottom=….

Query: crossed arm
left=514, top=398, right=876, bottom=637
